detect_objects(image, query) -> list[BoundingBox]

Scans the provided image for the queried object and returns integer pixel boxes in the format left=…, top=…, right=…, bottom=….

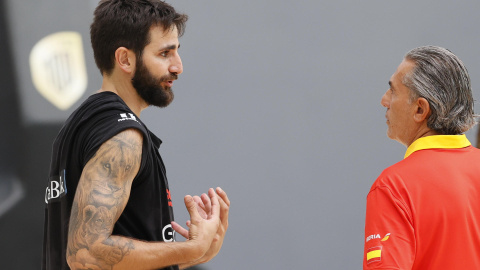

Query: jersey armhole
left=83, top=122, right=150, bottom=188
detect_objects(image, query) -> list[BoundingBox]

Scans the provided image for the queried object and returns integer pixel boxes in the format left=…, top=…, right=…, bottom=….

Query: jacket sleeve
left=363, top=185, right=415, bottom=270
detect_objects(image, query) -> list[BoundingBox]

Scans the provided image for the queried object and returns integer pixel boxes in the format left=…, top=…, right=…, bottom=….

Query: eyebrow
left=159, top=44, right=180, bottom=51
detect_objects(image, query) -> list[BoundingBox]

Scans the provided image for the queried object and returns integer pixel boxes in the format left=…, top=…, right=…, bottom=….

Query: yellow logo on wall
left=29, top=31, right=87, bottom=110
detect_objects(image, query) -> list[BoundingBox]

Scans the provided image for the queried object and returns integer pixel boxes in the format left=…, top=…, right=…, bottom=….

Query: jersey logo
left=166, top=188, right=173, bottom=207
left=381, top=233, right=391, bottom=241
left=366, top=233, right=390, bottom=243
left=118, top=113, right=139, bottom=123
left=45, top=170, right=67, bottom=204
left=366, top=246, right=382, bottom=264
left=366, top=234, right=381, bottom=243
left=162, top=224, right=175, bottom=242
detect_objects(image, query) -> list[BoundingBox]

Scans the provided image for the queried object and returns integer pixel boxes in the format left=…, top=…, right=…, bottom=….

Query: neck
left=404, top=126, right=440, bottom=147
left=99, top=72, right=147, bottom=116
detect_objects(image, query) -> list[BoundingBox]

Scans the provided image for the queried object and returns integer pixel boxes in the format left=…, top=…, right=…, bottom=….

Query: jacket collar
left=404, top=134, right=471, bottom=159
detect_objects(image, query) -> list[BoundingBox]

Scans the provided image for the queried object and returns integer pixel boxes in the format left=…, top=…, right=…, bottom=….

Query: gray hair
left=403, top=45, right=476, bottom=135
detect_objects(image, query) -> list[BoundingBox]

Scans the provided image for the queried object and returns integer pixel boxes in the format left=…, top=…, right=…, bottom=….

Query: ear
left=413, top=97, right=431, bottom=123
left=114, top=47, right=136, bottom=74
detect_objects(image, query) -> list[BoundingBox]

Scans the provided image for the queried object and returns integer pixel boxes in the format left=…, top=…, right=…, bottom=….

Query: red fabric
left=364, top=146, right=480, bottom=269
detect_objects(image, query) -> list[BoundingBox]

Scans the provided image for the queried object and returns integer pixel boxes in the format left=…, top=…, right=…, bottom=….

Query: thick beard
left=131, top=58, right=177, bottom=108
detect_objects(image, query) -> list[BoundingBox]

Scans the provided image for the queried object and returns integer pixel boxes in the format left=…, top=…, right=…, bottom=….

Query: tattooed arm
left=66, top=129, right=220, bottom=270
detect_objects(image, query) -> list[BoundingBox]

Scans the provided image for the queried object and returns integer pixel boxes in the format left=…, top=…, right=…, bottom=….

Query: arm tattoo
left=67, top=129, right=141, bottom=269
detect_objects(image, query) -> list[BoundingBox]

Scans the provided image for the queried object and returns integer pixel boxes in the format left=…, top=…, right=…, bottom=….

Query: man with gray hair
left=363, top=46, right=480, bottom=269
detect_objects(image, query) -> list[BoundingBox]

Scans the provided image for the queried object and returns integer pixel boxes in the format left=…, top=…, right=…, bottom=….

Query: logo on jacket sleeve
left=365, top=233, right=390, bottom=265
left=366, top=233, right=391, bottom=243
left=366, top=234, right=381, bottom=243
left=381, top=233, right=390, bottom=241
left=366, top=246, right=382, bottom=264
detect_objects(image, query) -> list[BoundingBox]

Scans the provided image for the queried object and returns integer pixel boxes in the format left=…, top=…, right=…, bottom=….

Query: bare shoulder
left=75, top=127, right=143, bottom=210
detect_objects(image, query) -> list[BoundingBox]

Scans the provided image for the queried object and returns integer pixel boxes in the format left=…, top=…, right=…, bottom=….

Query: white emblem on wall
left=29, top=31, right=88, bottom=110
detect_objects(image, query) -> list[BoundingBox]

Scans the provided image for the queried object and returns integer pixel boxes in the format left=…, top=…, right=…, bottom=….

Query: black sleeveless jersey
left=42, top=92, right=178, bottom=270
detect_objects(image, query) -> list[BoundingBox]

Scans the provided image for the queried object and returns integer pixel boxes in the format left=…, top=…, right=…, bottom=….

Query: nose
left=169, top=53, right=183, bottom=75
left=381, top=90, right=390, bottom=108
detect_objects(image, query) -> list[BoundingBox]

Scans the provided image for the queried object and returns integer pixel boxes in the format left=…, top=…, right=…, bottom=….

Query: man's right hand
left=181, top=188, right=221, bottom=260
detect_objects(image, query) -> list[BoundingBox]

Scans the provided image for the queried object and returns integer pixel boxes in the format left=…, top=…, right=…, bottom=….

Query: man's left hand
left=172, top=187, right=230, bottom=264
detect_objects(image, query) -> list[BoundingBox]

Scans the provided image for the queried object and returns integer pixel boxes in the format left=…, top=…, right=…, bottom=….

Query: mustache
left=160, top=73, right=178, bottom=82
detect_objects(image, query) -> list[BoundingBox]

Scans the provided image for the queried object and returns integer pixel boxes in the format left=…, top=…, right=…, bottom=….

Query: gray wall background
left=1, top=0, right=480, bottom=269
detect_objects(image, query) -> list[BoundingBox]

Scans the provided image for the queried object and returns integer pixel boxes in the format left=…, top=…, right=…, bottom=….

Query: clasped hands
left=171, top=187, right=230, bottom=264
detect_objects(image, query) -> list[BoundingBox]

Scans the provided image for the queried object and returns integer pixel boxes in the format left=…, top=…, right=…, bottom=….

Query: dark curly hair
left=90, top=0, right=188, bottom=75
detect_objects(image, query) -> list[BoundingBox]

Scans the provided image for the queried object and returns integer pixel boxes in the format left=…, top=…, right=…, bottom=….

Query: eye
left=103, top=163, right=111, bottom=169
left=160, top=51, right=169, bottom=57
left=125, top=165, right=131, bottom=172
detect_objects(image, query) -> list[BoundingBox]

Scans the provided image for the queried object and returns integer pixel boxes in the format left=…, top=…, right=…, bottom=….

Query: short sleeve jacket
left=364, top=135, right=480, bottom=269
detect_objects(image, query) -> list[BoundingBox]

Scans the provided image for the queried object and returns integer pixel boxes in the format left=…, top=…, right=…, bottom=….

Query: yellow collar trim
left=404, top=134, right=471, bottom=159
